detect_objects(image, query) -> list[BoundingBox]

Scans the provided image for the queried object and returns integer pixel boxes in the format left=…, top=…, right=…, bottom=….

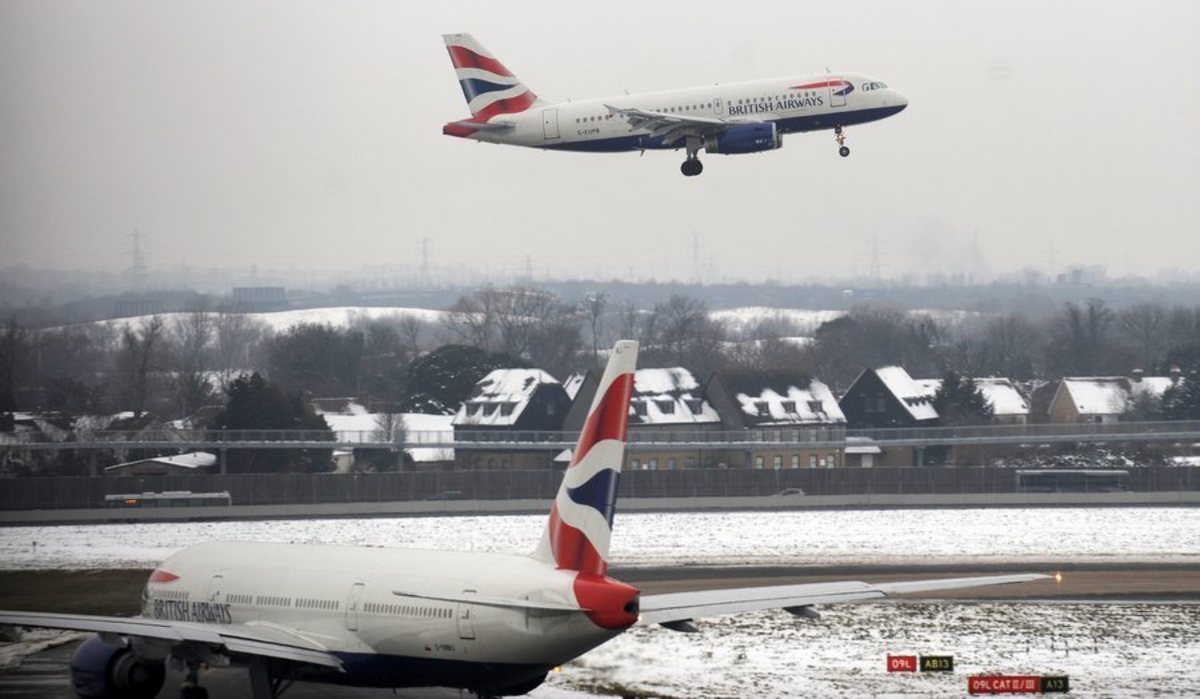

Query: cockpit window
left=861, top=81, right=888, bottom=91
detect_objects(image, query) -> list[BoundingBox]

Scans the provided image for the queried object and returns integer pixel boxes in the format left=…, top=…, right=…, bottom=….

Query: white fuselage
left=471, top=73, right=906, bottom=152
left=142, top=541, right=624, bottom=690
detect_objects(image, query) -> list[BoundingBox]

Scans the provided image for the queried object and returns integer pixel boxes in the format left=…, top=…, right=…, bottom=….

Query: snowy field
left=533, top=601, right=1200, bottom=698
left=2, top=507, right=1197, bottom=570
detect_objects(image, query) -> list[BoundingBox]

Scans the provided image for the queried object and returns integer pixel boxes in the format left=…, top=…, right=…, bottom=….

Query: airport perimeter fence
left=1, top=465, right=1197, bottom=511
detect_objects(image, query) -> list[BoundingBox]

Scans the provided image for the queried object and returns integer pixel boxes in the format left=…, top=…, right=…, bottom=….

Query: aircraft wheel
left=839, top=146, right=851, bottom=158
left=680, top=159, right=703, bottom=177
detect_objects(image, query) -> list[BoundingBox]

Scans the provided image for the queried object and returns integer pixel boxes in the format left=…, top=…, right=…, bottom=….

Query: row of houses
left=442, top=364, right=1186, bottom=471
left=2, top=364, right=1185, bottom=475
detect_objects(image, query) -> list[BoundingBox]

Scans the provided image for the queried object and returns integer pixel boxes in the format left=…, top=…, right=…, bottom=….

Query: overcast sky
left=2, top=1, right=1198, bottom=284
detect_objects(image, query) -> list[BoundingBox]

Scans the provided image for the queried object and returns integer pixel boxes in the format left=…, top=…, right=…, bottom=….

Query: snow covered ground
left=2, top=508, right=1197, bottom=570
left=66, top=306, right=446, bottom=333
left=534, top=601, right=1200, bottom=698
left=2, top=508, right=1197, bottom=697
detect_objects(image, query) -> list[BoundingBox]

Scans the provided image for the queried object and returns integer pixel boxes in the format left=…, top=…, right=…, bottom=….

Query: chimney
left=1130, top=368, right=1144, bottom=383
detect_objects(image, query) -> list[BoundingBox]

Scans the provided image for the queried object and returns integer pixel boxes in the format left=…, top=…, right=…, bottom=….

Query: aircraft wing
left=605, top=104, right=755, bottom=146
left=0, top=610, right=342, bottom=669
left=639, top=573, right=1049, bottom=628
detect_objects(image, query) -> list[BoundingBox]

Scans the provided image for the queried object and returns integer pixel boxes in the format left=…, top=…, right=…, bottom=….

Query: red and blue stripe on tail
left=442, top=33, right=541, bottom=137
left=537, top=340, right=637, bottom=579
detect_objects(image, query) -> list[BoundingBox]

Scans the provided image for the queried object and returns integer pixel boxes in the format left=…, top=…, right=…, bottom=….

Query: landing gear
left=681, top=137, right=704, bottom=177
left=180, top=663, right=208, bottom=699
left=835, top=126, right=850, bottom=157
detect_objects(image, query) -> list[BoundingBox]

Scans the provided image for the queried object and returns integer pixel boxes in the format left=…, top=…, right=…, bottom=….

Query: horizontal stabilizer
left=639, top=573, right=1049, bottom=626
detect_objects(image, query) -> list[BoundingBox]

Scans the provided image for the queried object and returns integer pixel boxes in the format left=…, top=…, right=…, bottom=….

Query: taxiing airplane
left=442, top=33, right=908, bottom=176
left=0, top=341, right=1045, bottom=699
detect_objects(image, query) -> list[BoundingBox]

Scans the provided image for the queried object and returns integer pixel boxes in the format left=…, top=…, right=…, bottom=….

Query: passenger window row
left=363, top=601, right=453, bottom=619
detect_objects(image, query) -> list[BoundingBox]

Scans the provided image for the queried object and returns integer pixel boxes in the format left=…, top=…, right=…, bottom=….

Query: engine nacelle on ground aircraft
left=70, top=635, right=165, bottom=699
left=704, top=123, right=783, bottom=154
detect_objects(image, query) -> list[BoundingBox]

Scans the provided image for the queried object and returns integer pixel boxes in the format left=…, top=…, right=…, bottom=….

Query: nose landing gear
left=835, top=126, right=850, bottom=157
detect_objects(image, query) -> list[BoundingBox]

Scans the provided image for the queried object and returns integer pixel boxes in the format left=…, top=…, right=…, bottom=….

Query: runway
left=2, top=564, right=1199, bottom=698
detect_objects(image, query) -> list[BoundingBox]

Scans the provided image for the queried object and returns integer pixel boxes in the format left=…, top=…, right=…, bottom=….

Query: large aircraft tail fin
left=533, top=341, right=638, bottom=578
left=442, top=33, right=541, bottom=122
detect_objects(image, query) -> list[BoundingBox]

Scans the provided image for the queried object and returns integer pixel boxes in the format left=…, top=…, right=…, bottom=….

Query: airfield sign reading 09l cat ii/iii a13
left=441, top=33, right=908, bottom=177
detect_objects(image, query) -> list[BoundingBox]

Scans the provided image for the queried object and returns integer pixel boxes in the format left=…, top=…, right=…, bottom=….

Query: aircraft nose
left=892, top=90, right=909, bottom=111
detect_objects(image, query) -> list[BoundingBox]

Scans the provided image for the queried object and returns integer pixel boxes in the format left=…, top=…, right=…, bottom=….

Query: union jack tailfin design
left=534, top=341, right=637, bottom=578
left=442, top=33, right=541, bottom=137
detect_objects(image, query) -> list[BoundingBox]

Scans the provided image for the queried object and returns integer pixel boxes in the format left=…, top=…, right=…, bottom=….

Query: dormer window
left=808, top=400, right=824, bottom=415
left=780, top=400, right=797, bottom=414
left=499, top=402, right=515, bottom=417
left=633, top=401, right=648, bottom=417
left=656, top=400, right=676, bottom=414
left=754, top=400, right=769, bottom=415
left=685, top=399, right=703, bottom=415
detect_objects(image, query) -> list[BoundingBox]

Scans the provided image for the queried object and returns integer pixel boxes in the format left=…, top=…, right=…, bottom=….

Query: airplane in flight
left=442, top=33, right=908, bottom=176
left=0, top=341, right=1045, bottom=699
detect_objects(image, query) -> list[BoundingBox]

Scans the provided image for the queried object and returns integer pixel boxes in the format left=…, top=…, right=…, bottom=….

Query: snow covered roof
left=630, top=368, right=720, bottom=425
left=563, top=373, right=586, bottom=401
left=1061, top=376, right=1175, bottom=416
left=874, top=366, right=939, bottom=421
left=975, top=378, right=1030, bottom=416
left=454, top=369, right=560, bottom=427
left=735, top=380, right=846, bottom=426
left=912, top=377, right=1029, bottom=417
left=105, top=452, right=216, bottom=472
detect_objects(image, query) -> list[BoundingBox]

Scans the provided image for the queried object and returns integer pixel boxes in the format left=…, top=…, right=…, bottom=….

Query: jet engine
left=704, top=123, right=783, bottom=154
left=70, top=635, right=165, bottom=699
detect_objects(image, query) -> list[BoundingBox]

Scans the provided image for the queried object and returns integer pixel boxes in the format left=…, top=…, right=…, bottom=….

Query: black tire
left=680, top=159, right=703, bottom=177
left=839, top=146, right=851, bottom=157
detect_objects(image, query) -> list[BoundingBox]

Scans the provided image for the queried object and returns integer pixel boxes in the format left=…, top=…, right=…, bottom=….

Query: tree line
left=5, top=291, right=1200, bottom=424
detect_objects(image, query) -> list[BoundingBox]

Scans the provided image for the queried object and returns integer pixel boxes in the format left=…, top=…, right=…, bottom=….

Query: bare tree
left=582, top=292, right=608, bottom=366
left=214, top=310, right=266, bottom=389
left=118, top=315, right=165, bottom=416
left=443, top=289, right=499, bottom=350
left=0, top=319, right=31, bottom=411
left=1117, top=303, right=1167, bottom=370
left=170, top=310, right=215, bottom=417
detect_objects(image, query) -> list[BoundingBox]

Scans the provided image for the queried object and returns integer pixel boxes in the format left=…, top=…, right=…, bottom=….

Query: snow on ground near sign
left=2, top=508, right=1196, bottom=571
left=535, top=601, right=1200, bottom=698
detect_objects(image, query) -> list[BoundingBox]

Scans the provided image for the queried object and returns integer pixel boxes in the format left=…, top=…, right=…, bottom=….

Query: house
left=452, top=369, right=571, bottom=469
left=1047, top=372, right=1176, bottom=424
left=104, top=451, right=217, bottom=476
left=313, top=400, right=455, bottom=471
left=564, top=367, right=736, bottom=470
left=913, top=377, right=1031, bottom=425
left=838, top=366, right=939, bottom=466
left=706, top=372, right=847, bottom=469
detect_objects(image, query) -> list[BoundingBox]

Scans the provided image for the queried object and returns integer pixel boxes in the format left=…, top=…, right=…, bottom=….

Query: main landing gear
left=680, top=137, right=704, bottom=177
left=836, top=125, right=850, bottom=157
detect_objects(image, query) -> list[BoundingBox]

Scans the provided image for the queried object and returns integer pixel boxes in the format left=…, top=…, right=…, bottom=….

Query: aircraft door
left=713, top=97, right=724, bottom=116
left=204, top=574, right=224, bottom=602
left=542, top=108, right=560, bottom=140
left=345, top=583, right=365, bottom=632
left=456, top=590, right=476, bottom=640
left=830, top=79, right=848, bottom=108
